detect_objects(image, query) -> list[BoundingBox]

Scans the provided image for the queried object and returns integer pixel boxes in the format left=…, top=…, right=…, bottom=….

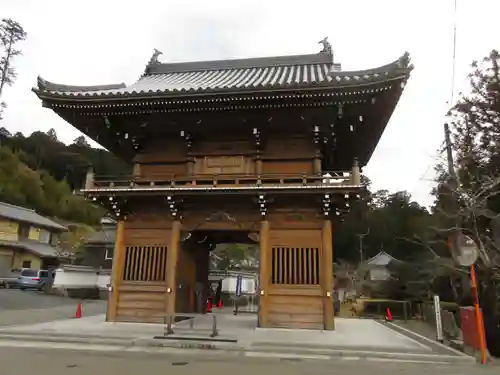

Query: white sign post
left=455, top=234, right=479, bottom=267
left=433, top=294, right=444, bottom=342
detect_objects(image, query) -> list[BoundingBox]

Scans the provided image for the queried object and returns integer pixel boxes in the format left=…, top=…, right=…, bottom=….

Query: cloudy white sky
left=1, top=0, right=498, bottom=206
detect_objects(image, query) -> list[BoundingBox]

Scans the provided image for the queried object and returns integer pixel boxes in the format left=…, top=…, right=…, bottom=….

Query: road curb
left=0, top=332, right=478, bottom=364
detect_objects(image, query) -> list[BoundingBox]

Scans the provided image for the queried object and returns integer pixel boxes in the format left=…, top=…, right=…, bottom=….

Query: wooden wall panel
left=262, top=161, right=313, bottom=175
left=139, top=163, right=186, bottom=178
left=263, top=137, right=315, bottom=159
left=194, top=140, right=252, bottom=155
left=124, top=228, right=171, bottom=246
left=135, top=143, right=185, bottom=163
left=267, top=210, right=323, bottom=230
left=116, top=283, right=167, bottom=323
left=267, top=294, right=323, bottom=330
left=193, top=156, right=255, bottom=175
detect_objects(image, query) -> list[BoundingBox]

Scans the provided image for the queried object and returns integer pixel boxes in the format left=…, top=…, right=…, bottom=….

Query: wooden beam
left=322, top=219, right=334, bottom=330
left=108, top=220, right=125, bottom=321
left=165, top=220, right=181, bottom=315
left=259, top=220, right=270, bottom=327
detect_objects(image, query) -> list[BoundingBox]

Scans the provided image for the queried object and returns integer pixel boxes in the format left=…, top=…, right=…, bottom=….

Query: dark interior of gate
left=175, top=229, right=257, bottom=315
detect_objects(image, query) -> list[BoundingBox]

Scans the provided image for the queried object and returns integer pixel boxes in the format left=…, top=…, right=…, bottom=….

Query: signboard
left=456, top=234, right=479, bottom=266
left=433, top=294, right=444, bottom=342
left=235, top=275, right=243, bottom=297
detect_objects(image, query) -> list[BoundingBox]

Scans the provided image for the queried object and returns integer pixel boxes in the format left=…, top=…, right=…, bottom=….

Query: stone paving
left=0, top=311, right=475, bottom=364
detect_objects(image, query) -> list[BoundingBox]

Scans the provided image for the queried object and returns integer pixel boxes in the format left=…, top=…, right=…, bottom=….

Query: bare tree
left=0, top=18, right=27, bottom=120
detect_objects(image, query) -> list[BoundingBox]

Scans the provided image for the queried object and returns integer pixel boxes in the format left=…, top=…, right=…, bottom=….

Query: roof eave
left=35, top=73, right=411, bottom=104
left=32, top=51, right=413, bottom=102
left=0, top=213, right=68, bottom=232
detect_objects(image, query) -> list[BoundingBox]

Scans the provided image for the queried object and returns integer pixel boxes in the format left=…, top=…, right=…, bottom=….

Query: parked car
left=0, top=277, right=20, bottom=289
left=18, top=269, right=55, bottom=291
left=0, top=270, right=21, bottom=289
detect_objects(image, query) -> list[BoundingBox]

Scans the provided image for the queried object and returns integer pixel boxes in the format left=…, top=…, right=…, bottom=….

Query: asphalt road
left=0, top=289, right=76, bottom=310
left=0, top=347, right=496, bottom=375
left=0, top=289, right=107, bottom=326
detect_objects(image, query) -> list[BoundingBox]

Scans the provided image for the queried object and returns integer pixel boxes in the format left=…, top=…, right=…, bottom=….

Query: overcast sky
left=1, top=0, right=498, bottom=206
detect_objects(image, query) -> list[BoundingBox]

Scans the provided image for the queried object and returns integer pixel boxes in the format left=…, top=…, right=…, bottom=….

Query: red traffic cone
left=385, top=307, right=393, bottom=322
left=75, top=302, right=83, bottom=319
left=207, top=298, right=212, bottom=313
left=217, top=299, right=222, bottom=309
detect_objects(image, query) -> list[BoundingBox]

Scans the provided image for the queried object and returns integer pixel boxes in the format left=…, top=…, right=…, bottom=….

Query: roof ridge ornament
left=37, top=75, right=48, bottom=90
left=318, top=36, right=332, bottom=55
left=148, top=48, right=163, bottom=65
left=397, top=52, right=413, bottom=70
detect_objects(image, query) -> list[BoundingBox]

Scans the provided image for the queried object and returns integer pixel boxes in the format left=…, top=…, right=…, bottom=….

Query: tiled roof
left=84, top=225, right=116, bottom=245
left=0, top=202, right=67, bottom=231
left=34, top=51, right=412, bottom=99
left=0, top=239, right=60, bottom=258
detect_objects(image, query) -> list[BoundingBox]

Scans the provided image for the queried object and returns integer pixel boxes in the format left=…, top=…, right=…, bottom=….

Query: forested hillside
left=0, top=127, right=130, bottom=225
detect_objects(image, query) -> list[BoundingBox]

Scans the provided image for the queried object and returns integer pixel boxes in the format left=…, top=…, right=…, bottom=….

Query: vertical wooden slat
left=259, top=220, right=270, bottom=327
left=297, top=247, right=304, bottom=284
left=108, top=220, right=125, bottom=322
left=287, top=248, right=292, bottom=285
left=312, top=248, right=318, bottom=284
left=130, top=247, right=137, bottom=280
left=308, top=248, right=314, bottom=284
left=160, top=246, right=167, bottom=281
left=279, top=247, right=284, bottom=284
left=151, top=246, right=158, bottom=281
left=273, top=248, right=278, bottom=284
left=137, top=246, right=145, bottom=280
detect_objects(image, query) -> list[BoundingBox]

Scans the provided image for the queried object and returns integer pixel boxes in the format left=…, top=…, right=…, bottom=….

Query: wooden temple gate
left=33, top=38, right=412, bottom=330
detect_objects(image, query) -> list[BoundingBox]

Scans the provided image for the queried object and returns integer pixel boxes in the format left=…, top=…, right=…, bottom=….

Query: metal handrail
left=163, top=312, right=218, bottom=337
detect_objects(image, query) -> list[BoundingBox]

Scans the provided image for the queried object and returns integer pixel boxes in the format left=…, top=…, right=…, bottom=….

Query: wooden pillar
left=132, top=163, right=141, bottom=177
left=107, top=220, right=125, bottom=322
left=351, top=158, right=361, bottom=185
left=259, top=220, right=270, bottom=327
left=187, top=157, right=195, bottom=175
left=85, top=167, right=94, bottom=189
left=313, top=156, right=322, bottom=175
left=256, top=158, right=263, bottom=175
left=166, top=220, right=181, bottom=315
left=322, top=219, right=334, bottom=330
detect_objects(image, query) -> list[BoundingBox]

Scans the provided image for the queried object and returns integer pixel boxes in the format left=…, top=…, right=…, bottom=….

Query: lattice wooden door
left=265, top=229, right=324, bottom=329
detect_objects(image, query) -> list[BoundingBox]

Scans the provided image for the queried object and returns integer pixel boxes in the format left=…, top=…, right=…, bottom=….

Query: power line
left=450, top=0, right=458, bottom=104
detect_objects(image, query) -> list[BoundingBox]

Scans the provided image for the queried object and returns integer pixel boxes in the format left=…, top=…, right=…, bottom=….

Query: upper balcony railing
left=84, top=170, right=361, bottom=191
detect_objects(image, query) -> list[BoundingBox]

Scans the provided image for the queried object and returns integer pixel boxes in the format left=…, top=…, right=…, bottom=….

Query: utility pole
left=444, top=122, right=460, bottom=259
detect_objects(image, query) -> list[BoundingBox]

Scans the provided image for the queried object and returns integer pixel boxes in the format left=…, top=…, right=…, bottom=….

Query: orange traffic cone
left=385, top=307, right=393, bottom=322
left=207, top=298, right=212, bottom=313
left=75, top=302, right=83, bottom=319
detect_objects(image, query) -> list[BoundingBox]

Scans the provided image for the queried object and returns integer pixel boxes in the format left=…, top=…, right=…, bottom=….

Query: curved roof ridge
left=145, top=52, right=334, bottom=75
left=329, top=52, right=413, bottom=77
left=35, top=76, right=126, bottom=93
